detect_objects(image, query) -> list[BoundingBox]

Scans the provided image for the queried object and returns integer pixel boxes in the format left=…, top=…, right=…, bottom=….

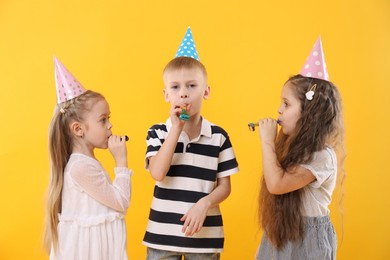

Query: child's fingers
left=109, top=135, right=128, bottom=143
left=181, top=215, right=196, bottom=236
left=185, top=220, right=196, bottom=236
left=186, top=220, right=202, bottom=236
left=259, top=118, right=277, bottom=125
left=172, top=106, right=183, bottom=117
left=181, top=215, right=188, bottom=233
left=108, top=135, right=117, bottom=145
left=120, top=135, right=128, bottom=142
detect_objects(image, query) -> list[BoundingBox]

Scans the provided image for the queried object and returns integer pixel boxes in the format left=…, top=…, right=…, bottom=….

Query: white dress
left=50, top=153, right=132, bottom=260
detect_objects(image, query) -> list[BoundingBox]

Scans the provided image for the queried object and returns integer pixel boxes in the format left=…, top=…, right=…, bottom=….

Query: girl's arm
left=149, top=106, right=185, bottom=181
left=70, top=163, right=132, bottom=213
left=180, top=176, right=231, bottom=237
left=70, top=135, right=132, bottom=213
left=259, top=118, right=315, bottom=195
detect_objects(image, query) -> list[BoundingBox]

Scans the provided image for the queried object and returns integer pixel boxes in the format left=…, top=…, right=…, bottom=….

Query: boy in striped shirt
left=143, top=28, right=239, bottom=260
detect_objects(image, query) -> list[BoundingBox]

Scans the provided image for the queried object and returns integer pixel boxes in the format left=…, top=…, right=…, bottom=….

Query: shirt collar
left=166, top=116, right=212, bottom=139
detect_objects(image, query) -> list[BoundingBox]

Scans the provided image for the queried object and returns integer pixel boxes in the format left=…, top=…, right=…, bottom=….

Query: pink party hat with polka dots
left=54, top=56, right=86, bottom=104
left=299, top=37, right=329, bottom=81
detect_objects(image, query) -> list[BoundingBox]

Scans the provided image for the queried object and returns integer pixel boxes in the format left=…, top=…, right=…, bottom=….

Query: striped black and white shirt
left=143, top=117, right=239, bottom=253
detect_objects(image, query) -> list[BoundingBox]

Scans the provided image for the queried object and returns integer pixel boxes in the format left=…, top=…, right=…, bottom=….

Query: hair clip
left=179, top=108, right=190, bottom=121
left=60, top=108, right=66, bottom=114
left=305, top=84, right=317, bottom=100
left=248, top=120, right=280, bottom=131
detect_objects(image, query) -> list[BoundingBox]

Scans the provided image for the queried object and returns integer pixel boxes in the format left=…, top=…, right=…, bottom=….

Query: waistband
left=302, top=215, right=331, bottom=227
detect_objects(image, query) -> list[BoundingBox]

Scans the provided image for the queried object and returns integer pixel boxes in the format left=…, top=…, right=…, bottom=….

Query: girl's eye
left=189, top=84, right=196, bottom=88
left=171, top=85, right=178, bottom=89
left=101, top=116, right=110, bottom=123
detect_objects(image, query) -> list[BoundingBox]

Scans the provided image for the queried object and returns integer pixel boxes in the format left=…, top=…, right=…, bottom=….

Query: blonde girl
left=43, top=58, right=132, bottom=260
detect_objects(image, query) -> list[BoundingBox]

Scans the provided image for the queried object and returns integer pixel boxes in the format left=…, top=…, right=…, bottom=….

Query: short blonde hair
left=163, top=56, right=208, bottom=81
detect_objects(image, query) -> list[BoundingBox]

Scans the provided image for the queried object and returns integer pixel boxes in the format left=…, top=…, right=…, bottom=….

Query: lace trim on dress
left=58, top=212, right=125, bottom=227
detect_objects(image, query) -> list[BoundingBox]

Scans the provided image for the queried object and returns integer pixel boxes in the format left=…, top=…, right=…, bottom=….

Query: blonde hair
left=43, top=90, right=105, bottom=253
left=163, top=56, right=208, bottom=81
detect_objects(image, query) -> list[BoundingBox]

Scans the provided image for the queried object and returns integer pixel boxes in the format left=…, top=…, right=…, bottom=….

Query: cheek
left=287, top=114, right=300, bottom=132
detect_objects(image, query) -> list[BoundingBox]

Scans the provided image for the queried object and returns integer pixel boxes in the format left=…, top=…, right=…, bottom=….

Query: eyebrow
left=168, top=80, right=199, bottom=85
left=186, top=80, right=198, bottom=84
left=98, top=112, right=110, bottom=118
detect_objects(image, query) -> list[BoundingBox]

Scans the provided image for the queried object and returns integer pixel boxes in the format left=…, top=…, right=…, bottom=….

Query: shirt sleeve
left=300, top=148, right=337, bottom=188
left=217, top=131, right=239, bottom=178
left=145, top=125, right=164, bottom=170
left=70, top=161, right=132, bottom=213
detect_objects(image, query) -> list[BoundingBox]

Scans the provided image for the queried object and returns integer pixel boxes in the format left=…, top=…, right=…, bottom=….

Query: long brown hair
left=43, top=90, right=105, bottom=253
left=259, top=74, right=345, bottom=249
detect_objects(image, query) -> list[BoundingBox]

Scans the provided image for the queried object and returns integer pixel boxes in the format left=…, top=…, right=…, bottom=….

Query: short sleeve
left=300, top=148, right=337, bottom=188
left=216, top=128, right=239, bottom=178
left=70, top=161, right=132, bottom=213
left=145, top=124, right=166, bottom=169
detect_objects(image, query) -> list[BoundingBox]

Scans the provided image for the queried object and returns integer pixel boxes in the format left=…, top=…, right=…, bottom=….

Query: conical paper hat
left=299, top=37, right=329, bottom=81
left=54, top=56, right=86, bottom=104
left=175, top=27, right=200, bottom=61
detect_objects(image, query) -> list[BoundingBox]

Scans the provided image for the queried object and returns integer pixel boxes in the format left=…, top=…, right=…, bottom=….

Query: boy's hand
left=180, top=198, right=209, bottom=236
left=108, top=135, right=128, bottom=167
left=170, top=104, right=191, bottom=129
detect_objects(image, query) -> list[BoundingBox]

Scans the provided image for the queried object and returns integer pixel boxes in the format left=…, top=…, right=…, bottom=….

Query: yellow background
left=0, top=0, right=389, bottom=259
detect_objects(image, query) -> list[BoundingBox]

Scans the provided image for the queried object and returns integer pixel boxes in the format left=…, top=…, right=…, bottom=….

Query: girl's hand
left=258, top=118, right=278, bottom=144
left=108, top=135, right=128, bottom=167
left=180, top=198, right=208, bottom=237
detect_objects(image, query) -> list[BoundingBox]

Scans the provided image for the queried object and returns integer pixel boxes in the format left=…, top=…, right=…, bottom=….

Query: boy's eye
left=171, top=85, right=178, bottom=89
left=189, top=84, right=196, bottom=88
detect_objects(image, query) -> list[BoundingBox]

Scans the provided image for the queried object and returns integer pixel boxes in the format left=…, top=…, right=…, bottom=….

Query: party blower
left=121, top=136, right=129, bottom=142
left=248, top=120, right=280, bottom=131
left=179, top=107, right=190, bottom=121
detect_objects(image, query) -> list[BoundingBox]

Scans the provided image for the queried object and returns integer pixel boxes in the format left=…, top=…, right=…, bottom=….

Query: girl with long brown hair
left=255, top=38, right=345, bottom=259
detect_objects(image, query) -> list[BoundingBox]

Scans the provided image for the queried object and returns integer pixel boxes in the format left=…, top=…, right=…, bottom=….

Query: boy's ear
left=203, top=85, right=211, bottom=100
left=70, top=121, right=84, bottom=137
left=163, top=88, right=170, bottom=102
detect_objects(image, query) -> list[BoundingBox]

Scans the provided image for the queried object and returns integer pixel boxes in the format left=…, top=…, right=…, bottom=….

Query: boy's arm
left=149, top=106, right=185, bottom=181
left=149, top=126, right=181, bottom=181
left=180, top=176, right=231, bottom=237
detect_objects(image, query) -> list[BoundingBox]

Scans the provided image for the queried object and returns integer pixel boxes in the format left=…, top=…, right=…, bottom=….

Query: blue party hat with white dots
left=175, top=27, right=199, bottom=61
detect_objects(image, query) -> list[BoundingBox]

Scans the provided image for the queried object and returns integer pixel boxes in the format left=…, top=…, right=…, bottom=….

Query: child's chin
left=282, top=129, right=291, bottom=136
left=100, top=143, right=109, bottom=149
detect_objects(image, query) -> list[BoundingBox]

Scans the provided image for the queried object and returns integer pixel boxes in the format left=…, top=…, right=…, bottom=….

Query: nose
left=180, top=88, right=189, bottom=99
left=278, top=104, right=283, bottom=114
left=108, top=122, right=112, bottom=130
